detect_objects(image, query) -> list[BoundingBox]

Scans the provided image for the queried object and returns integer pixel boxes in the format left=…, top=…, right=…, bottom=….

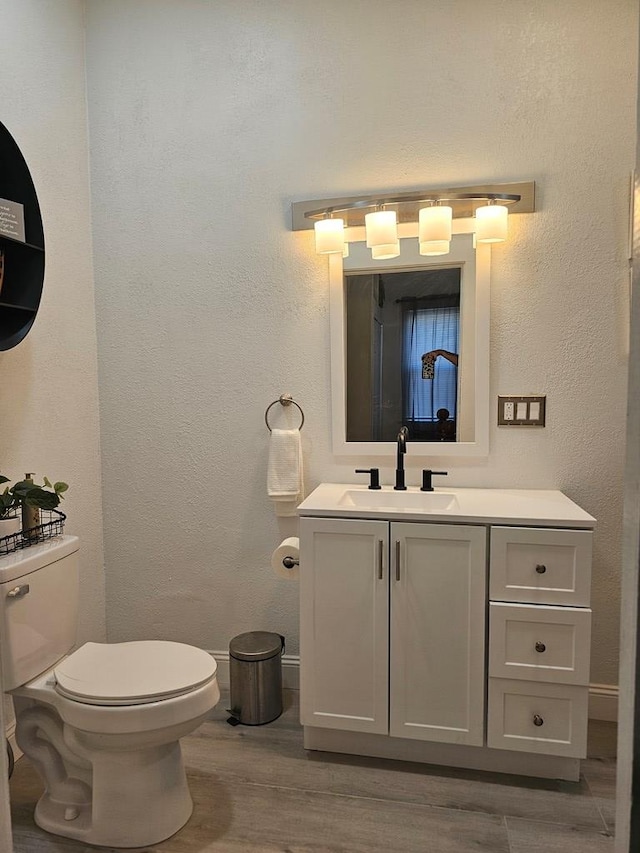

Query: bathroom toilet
left=1, top=535, right=220, bottom=848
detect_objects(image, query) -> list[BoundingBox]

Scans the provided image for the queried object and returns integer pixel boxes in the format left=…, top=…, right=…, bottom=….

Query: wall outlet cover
left=498, top=395, right=546, bottom=426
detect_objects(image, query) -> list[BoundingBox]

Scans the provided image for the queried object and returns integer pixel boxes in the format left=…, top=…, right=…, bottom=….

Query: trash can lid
left=229, top=631, right=284, bottom=661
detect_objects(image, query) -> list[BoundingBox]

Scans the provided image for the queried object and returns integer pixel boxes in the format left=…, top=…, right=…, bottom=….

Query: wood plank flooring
left=9, top=690, right=616, bottom=852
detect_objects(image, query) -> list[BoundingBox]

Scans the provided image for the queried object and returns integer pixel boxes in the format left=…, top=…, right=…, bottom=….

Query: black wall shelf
left=0, top=121, right=45, bottom=351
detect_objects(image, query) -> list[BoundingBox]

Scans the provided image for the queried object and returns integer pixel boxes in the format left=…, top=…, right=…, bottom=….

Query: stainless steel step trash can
left=228, top=632, right=284, bottom=725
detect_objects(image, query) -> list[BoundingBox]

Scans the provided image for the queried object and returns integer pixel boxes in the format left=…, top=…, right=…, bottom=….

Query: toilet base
left=12, top=662, right=220, bottom=847
left=33, top=739, right=194, bottom=848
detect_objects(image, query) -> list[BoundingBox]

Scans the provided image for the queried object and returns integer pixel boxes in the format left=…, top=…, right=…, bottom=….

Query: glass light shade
left=314, top=218, right=345, bottom=254
left=365, top=209, right=398, bottom=248
left=419, top=205, right=452, bottom=243
left=419, top=240, right=450, bottom=256
left=475, top=204, right=508, bottom=243
left=371, top=242, right=400, bottom=260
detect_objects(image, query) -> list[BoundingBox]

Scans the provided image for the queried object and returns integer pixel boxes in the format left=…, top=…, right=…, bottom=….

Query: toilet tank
left=0, top=535, right=80, bottom=691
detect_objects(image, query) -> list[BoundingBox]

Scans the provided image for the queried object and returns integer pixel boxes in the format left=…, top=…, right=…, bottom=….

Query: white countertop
left=297, top=484, right=596, bottom=528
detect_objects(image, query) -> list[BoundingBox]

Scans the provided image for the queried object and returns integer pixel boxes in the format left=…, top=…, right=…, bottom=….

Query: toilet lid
left=54, top=641, right=217, bottom=706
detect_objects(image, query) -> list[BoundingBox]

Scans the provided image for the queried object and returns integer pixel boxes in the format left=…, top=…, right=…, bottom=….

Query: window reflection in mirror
left=346, top=266, right=461, bottom=442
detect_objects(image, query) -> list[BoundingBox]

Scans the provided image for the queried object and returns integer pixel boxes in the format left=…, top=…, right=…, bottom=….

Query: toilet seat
left=54, top=640, right=217, bottom=706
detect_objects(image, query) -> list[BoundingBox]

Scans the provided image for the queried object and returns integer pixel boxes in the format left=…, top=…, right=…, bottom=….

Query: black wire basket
left=0, top=509, right=66, bottom=557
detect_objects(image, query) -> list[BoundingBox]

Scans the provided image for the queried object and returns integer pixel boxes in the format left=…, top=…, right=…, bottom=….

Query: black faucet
left=394, top=426, right=409, bottom=491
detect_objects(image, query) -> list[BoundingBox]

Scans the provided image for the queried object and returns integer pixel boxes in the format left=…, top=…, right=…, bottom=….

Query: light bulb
left=475, top=204, right=508, bottom=243
left=314, top=217, right=345, bottom=254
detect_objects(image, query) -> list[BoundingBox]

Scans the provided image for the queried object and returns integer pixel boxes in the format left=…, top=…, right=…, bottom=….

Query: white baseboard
left=588, top=683, right=618, bottom=722
left=208, top=651, right=617, bottom=723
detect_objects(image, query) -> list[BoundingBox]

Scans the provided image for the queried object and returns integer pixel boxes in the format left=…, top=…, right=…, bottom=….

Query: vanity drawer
left=489, top=603, right=591, bottom=684
left=490, top=527, right=592, bottom=606
left=487, top=678, right=588, bottom=758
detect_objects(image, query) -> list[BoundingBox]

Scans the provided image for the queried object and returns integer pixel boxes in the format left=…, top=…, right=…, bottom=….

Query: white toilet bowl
left=0, top=536, right=221, bottom=847
left=12, top=640, right=220, bottom=848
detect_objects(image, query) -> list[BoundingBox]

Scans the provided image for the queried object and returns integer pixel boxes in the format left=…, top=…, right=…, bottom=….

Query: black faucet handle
left=421, top=470, right=448, bottom=492
left=355, top=468, right=381, bottom=490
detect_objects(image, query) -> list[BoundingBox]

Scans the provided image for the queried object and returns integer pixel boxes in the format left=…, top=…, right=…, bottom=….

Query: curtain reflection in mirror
left=402, top=302, right=459, bottom=440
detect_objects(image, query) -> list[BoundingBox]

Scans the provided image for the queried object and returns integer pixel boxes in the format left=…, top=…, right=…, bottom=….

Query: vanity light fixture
left=475, top=200, right=509, bottom=243
left=419, top=203, right=453, bottom=256
left=364, top=206, right=399, bottom=259
left=292, top=181, right=535, bottom=259
left=314, top=214, right=345, bottom=254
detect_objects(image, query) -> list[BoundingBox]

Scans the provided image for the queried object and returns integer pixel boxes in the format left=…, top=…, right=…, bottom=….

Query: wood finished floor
left=9, top=689, right=616, bottom=852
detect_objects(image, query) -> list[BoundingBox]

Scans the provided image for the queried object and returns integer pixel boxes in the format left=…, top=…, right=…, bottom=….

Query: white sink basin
left=297, top=484, right=596, bottom=528
left=338, top=489, right=459, bottom=512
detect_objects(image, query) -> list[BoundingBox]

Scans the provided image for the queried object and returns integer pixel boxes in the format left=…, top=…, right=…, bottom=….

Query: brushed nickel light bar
left=291, top=181, right=535, bottom=259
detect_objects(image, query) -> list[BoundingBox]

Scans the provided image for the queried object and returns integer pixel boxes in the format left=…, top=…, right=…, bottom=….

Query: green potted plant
left=0, top=473, right=68, bottom=542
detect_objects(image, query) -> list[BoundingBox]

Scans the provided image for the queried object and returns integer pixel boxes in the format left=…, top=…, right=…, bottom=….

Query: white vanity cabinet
left=299, top=518, right=487, bottom=746
left=297, top=485, right=595, bottom=781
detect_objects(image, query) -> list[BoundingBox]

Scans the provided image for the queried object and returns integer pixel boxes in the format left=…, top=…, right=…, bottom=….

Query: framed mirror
left=329, top=233, right=490, bottom=458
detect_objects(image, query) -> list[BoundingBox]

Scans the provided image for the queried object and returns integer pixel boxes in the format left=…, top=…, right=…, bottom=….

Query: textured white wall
left=87, top=0, right=636, bottom=685
left=0, top=1, right=106, bottom=645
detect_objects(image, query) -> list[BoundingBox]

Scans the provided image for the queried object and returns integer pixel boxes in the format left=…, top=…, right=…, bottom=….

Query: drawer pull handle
left=535, top=564, right=547, bottom=574
left=535, top=642, right=546, bottom=653
left=533, top=714, right=544, bottom=727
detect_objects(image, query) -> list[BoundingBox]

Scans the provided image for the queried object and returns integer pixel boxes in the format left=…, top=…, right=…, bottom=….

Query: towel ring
left=265, top=394, right=305, bottom=432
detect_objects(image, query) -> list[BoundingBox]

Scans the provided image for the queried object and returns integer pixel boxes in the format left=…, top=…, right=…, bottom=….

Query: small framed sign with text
left=0, top=198, right=25, bottom=243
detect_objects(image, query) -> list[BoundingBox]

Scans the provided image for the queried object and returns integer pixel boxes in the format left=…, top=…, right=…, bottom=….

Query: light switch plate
left=498, top=395, right=546, bottom=426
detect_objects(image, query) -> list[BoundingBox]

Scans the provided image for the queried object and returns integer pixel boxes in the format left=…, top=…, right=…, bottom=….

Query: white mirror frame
left=329, top=223, right=490, bottom=459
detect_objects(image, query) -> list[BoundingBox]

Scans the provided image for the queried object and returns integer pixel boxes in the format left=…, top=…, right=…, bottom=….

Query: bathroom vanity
left=297, top=485, right=595, bottom=781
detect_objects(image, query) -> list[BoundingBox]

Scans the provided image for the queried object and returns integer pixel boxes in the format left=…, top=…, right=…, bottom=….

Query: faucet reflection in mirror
left=295, top=182, right=534, bottom=261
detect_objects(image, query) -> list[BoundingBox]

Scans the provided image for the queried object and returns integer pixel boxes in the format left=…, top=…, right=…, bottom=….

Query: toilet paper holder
left=272, top=536, right=300, bottom=580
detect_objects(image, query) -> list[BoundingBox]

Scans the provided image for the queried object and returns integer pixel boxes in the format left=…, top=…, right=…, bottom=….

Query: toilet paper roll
left=271, top=537, right=300, bottom=580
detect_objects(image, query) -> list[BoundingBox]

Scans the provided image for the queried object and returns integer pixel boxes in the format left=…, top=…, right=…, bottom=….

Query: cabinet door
left=390, top=522, right=487, bottom=745
left=299, top=517, right=389, bottom=734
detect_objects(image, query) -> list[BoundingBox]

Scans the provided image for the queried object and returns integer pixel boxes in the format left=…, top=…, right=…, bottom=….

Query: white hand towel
left=268, top=428, right=303, bottom=517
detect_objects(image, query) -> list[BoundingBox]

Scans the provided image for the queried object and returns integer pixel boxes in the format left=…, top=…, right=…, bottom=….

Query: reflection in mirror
left=346, top=266, right=461, bottom=442
left=329, top=232, right=490, bottom=458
